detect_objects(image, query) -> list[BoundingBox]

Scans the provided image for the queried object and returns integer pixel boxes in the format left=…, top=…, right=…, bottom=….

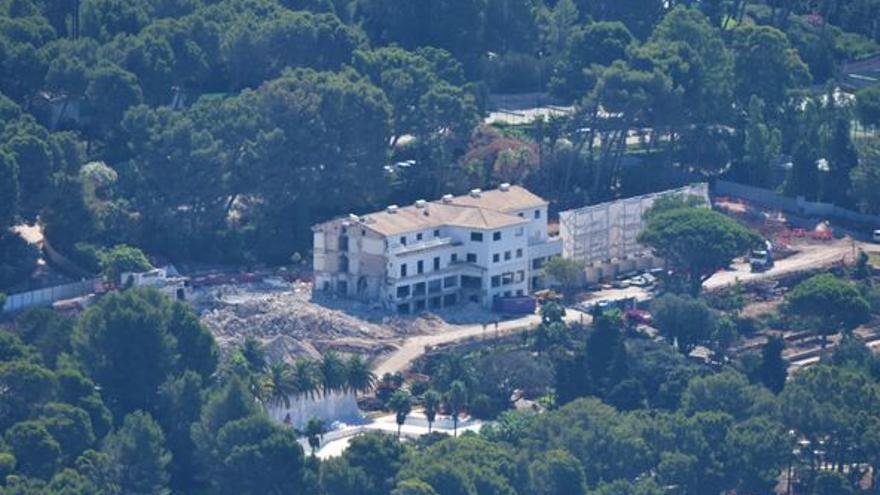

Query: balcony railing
left=389, top=237, right=461, bottom=256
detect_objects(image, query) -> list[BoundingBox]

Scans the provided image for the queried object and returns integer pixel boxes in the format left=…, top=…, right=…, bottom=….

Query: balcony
left=389, top=237, right=461, bottom=257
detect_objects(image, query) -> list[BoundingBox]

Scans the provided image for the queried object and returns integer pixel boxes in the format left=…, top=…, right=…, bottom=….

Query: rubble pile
left=194, top=281, right=459, bottom=362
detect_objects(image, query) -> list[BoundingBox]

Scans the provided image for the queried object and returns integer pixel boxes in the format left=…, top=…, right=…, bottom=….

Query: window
left=451, top=253, right=458, bottom=263
left=516, top=289, right=524, bottom=296
left=434, top=229, right=440, bottom=237
left=534, top=209, right=541, bottom=219
left=428, top=279, right=442, bottom=294
left=443, top=294, right=457, bottom=306
left=417, top=260, right=424, bottom=274
left=466, top=253, right=477, bottom=263
left=532, top=257, right=545, bottom=270
left=493, top=253, right=500, bottom=263
left=361, top=229, right=366, bottom=236
left=470, top=232, right=483, bottom=242
left=516, top=270, right=525, bottom=282
left=433, top=257, right=440, bottom=271
left=396, top=285, right=410, bottom=298
left=400, top=236, right=407, bottom=246
left=515, top=227, right=524, bottom=237
left=397, top=303, right=410, bottom=314
left=416, top=233, right=423, bottom=241
left=414, top=299, right=426, bottom=311
left=518, top=212, right=524, bottom=218
left=504, top=291, right=512, bottom=297
left=413, top=282, right=426, bottom=296
left=516, top=248, right=523, bottom=258
left=491, top=276, right=501, bottom=288
left=501, top=272, right=514, bottom=285
left=400, top=264, right=407, bottom=277
left=493, top=232, right=501, bottom=241
left=504, top=251, right=511, bottom=261
left=443, top=276, right=458, bottom=288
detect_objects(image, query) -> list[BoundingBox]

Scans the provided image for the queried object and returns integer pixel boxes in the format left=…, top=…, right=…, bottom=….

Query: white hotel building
left=312, top=184, right=562, bottom=313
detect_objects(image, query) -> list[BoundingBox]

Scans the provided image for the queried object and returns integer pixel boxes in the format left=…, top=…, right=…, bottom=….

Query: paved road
left=373, top=309, right=589, bottom=377
left=373, top=238, right=878, bottom=376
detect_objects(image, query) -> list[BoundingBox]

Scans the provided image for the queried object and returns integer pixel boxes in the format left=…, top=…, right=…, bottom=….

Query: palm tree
left=259, top=361, right=295, bottom=409
left=291, top=359, right=321, bottom=400
left=346, top=355, right=376, bottom=395
left=446, top=380, right=468, bottom=437
left=305, top=417, right=326, bottom=456
left=388, top=389, right=412, bottom=439
left=435, top=353, right=475, bottom=391
left=422, top=389, right=441, bottom=433
left=320, top=351, right=348, bottom=396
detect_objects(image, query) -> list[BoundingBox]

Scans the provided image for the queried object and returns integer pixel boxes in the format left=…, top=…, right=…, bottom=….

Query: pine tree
left=104, top=411, right=171, bottom=495
left=785, top=139, right=819, bottom=200
left=757, top=336, right=787, bottom=393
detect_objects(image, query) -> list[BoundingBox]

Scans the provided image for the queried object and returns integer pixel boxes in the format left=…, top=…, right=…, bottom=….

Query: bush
left=70, top=242, right=102, bottom=273
left=98, top=244, right=152, bottom=285
left=468, top=393, right=501, bottom=420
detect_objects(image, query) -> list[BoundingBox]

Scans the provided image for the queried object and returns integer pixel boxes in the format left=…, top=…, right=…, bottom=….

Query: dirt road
left=705, top=238, right=866, bottom=290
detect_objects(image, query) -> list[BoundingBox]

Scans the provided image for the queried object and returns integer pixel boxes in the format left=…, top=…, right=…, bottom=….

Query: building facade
left=313, top=184, right=561, bottom=313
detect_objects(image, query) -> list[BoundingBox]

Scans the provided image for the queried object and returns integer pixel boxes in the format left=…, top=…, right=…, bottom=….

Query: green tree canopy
left=98, top=244, right=152, bottom=286
left=103, top=411, right=171, bottom=495
left=786, top=273, right=870, bottom=347
left=856, top=85, right=880, bottom=128
left=638, top=207, right=762, bottom=295
left=650, top=294, right=716, bottom=354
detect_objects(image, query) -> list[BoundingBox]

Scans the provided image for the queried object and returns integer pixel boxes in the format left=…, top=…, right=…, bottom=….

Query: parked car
left=624, top=308, right=653, bottom=325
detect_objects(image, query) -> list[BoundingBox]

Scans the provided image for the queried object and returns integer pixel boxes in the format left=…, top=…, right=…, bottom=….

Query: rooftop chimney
left=469, top=188, right=482, bottom=198
left=499, top=183, right=511, bottom=191
left=442, top=194, right=453, bottom=203
left=415, top=199, right=427, bottom=209
left=386, top=205, right=398, bottom=214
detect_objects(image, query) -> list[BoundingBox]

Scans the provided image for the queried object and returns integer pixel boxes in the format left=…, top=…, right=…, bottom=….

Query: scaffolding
left=559, top=183, right=710, bottom=266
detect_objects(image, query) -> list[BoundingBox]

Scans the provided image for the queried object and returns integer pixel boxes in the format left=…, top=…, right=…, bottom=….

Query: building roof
left=316, top=185, right=546, bottom=237
left=445, top=185, right=548, bottom=212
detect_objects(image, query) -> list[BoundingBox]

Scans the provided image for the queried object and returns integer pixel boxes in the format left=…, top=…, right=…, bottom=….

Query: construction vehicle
left=749, top=240, right=775, bottom=272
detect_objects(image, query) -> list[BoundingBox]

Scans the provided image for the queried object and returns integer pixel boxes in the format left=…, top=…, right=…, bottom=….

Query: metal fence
left=3, top=279, right=98, bottom=314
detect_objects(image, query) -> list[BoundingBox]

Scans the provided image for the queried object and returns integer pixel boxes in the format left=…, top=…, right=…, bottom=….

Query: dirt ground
left=193, top=280, right=498, bottom=363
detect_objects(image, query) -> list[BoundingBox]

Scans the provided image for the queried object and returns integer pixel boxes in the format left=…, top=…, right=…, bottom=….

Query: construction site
left=179, top=182, right=880, bottom=379
left=192, top=276, right=499, bottom=365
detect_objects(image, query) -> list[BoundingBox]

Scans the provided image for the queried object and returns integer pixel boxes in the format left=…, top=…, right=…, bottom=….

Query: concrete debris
left=194, top=280, right=487, bottom=363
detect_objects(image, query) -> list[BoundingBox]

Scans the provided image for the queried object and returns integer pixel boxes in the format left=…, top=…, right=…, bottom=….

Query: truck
left=493, top=296, right=538, bottom=315
left=749, top=240, right=775, bottom=273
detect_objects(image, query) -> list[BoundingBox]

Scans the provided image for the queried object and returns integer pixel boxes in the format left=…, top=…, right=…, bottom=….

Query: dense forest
left=2, top=0, right=880, bottom=292
left=4, top=275, right=880, bottom=494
